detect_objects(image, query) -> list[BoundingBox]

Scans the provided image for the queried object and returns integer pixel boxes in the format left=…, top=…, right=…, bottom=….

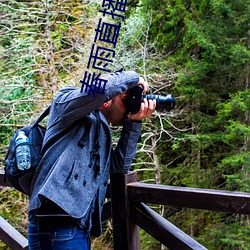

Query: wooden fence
left=0, top=170, right=250, bottom=250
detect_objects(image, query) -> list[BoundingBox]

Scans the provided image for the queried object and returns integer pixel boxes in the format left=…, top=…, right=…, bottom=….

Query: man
left=28, top=71, right=156, bottom=249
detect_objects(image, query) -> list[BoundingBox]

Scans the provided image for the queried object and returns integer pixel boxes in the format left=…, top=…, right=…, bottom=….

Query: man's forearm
left=111, top=118, right=142, bottom=173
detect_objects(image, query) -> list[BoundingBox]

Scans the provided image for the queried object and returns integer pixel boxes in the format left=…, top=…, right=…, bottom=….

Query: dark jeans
left=28, top=222, right=90, bottom=250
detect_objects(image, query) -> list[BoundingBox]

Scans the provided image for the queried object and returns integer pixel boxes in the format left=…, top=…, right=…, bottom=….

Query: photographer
left=28, top=71, right=156, bottom=250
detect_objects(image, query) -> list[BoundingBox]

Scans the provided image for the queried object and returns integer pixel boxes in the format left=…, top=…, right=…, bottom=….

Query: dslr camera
left=127, top=85, right=175, bottom=114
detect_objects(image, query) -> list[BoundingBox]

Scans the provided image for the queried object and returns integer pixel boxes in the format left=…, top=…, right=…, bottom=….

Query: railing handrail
left=127, top=182, right=250, bottom=214
left=0, top=216, right=28, bottom=250
left=1, top=170, right=250, bottom=250
left=109, top=172, right=250, bottom=250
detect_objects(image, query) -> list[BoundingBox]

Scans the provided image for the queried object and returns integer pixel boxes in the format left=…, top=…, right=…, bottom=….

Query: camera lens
left=143, top=94, right=175, bottom=112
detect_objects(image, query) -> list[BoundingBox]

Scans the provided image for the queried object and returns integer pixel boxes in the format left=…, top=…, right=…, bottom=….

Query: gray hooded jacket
left=29, top=71, right=142, bottom=236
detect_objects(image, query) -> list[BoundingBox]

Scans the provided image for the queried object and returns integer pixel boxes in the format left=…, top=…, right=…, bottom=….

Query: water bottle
left=15, top=131, right=31, bottom=170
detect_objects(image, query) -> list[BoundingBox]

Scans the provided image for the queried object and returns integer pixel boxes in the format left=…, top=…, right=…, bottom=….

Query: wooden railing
left=1, top=170, right=250, bottom=250
left=0, top=170, right=29, bottom=250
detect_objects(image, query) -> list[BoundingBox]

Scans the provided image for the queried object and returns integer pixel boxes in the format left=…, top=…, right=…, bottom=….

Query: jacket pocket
left=64, top=159, right=91, bottom=195
left=65, top=159, right=77, bottom=184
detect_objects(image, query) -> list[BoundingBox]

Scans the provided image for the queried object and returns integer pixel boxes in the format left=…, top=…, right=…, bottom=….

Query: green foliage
left=197, top=214, right=250, bottom=250
left=0, top=0, right=250, bottom=249
left=0, top=1, right=102, bottom=249
left=126, top=0, right=250, bottom=249
left=0, top=188, right=29, bottom=239
left=140, top=229, right=159, bottom=249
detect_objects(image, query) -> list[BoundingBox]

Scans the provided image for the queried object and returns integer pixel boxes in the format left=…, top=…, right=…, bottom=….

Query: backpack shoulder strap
left=33, top=105, right=51, bottom=126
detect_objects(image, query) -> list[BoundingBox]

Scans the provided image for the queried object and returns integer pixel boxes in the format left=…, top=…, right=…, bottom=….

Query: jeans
left=28, top=222, right=90, bottom=250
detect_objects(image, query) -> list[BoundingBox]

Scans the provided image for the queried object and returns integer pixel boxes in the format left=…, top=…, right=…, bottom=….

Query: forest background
left=0, top=0, right=249, bottom=249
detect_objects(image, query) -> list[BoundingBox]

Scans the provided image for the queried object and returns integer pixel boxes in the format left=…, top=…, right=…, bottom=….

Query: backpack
left=4, top=106, right=50, bottom=195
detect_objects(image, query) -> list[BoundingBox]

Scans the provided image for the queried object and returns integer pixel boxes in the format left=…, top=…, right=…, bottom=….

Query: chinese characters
left=80, top=0, right=128, bottom=96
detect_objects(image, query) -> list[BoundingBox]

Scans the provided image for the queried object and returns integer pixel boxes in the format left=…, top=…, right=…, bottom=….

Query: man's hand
left=138, top=77, right=148, bottom=93
left=128, top=98, right=156, bottom=122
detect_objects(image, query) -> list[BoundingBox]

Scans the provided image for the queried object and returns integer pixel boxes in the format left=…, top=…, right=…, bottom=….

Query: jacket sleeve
left=54, top=71, right=138, bottom=121
left=111, top=118, right=142, bottom=174
left=45, top=71, right=139, bottom=139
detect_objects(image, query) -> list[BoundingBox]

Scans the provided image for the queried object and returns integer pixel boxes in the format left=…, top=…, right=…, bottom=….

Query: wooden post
left=110, top=171, right=140, bottom=250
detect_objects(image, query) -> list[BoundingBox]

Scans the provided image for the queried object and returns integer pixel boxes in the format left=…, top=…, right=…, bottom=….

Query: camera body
left=127, top=85, right=175, bottom=114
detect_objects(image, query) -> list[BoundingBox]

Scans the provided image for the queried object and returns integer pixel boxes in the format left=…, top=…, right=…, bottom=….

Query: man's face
left=102, top=91, right=129, bottom=126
